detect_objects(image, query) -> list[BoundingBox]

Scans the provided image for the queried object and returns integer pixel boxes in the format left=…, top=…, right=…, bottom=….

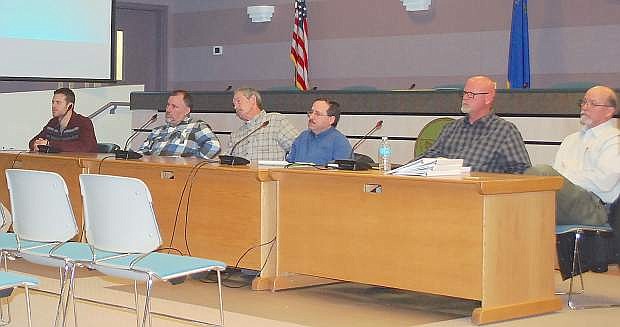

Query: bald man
left=419, top=75, right=531, bottom=173
left=527, top=85, right=619, bottom=226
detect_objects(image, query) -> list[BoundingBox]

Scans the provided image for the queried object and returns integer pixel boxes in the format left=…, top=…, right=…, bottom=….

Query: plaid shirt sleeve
left=276, top=117, right=299, bottom=153
left=499, top=122, right=531, bottom=173
left=137, top=127, right=160, bottom=154
left=192, top=121, right=221, bottom=159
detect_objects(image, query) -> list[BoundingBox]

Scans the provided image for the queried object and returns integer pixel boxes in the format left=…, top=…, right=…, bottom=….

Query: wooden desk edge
left=471, top=297, right=563, bottom=325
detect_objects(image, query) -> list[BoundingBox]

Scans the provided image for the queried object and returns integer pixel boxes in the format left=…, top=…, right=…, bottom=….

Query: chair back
left=79, top=174, right=162, bottom=253
left=5, top=169, right=78, bottom=242
left=0, top=203, right=10, bottom=233
left=413, top=117, right=455, bottom=157
left=97, top=143, right=121, bottom=153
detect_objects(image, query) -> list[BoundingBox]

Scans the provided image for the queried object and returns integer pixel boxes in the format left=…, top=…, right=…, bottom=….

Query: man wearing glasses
left=286, top=99, right=352, bottom=165
left=527, top=85, right=619, bottom=226
left=418, top=75, right=531, bottom=173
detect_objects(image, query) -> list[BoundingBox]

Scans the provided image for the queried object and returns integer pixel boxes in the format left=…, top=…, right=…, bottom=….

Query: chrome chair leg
left=142, top=276, right=153, bottom=327
left=217, top=270, right=224, bottom=327
left=134, top=281, right=140, bottom=327
left=54, top=265, right=68, bottom=327
left=24, top=285, right=33, bottom=327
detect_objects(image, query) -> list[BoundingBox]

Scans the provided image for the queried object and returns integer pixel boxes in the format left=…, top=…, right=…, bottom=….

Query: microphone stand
left=115, top=114, right=158, bottom=159
left=335, top=121, right=383, bottom=171
left=219, top=121, right=270, bottom=165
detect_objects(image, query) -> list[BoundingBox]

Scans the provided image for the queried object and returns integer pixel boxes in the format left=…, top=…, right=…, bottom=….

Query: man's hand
left=32, top=138, right=49, bottom=150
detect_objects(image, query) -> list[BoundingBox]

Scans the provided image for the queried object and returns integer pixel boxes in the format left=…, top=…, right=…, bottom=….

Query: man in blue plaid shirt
left=138, top=90, right=221, bottom=159
left=419, top=76, right=531, bottom=173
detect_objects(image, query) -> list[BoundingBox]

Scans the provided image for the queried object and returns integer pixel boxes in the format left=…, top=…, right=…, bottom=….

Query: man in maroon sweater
left=29, top=88, right=98, bottom=153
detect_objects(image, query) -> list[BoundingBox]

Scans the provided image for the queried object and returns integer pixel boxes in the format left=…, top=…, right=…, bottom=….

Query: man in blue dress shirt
left=287, top=98, right=352, bottom=165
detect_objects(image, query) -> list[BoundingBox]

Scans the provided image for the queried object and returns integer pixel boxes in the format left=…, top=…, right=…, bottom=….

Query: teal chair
left=550, top=81, right=597, bottom=90
left=0, top=202, right=38, bottom=327
left=79, top=174, right=227, bottom=327
left=0, top=271, right=38, bottom=327
left=413, top=117, right=455, bottom=158
left=6, top=169, right=98, bottom=327
left=339, top=85, right=379, bottom=91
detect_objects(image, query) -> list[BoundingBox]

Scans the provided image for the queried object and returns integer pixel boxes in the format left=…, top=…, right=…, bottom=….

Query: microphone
left=219, top=121, right=270, bottom=165
left=114, top=114, right=158, bottom=159
left=335, top=120, right=383, bottom=171
left=225, top=85, right=233, bottom=92
left=409, top=83, right=416, bottom=90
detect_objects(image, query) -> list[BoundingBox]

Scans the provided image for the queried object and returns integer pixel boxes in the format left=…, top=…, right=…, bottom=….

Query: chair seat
left=0, top=271, right=39, bottom=289
left=94, top=252, right=226, bottom=281
left=556, top=223, right=613, bottom=235
left=0, top=233, right=17, bottom=251
left=20, top=242, right=119, bottom=267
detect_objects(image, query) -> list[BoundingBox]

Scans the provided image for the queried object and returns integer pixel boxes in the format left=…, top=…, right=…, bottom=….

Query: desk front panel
left=89, top=158, right=266, bottom=269
left=274, top=170, right=484, bottom=300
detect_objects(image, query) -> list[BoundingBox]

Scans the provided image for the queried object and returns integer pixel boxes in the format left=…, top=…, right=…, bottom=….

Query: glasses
left=307, top=110, right=331, bottom=117
left=578, top=99, right=612, bottom=109
left=459, top=91, right=489, bottom=99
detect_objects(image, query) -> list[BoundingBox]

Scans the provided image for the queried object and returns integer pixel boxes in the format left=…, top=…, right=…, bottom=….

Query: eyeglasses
left=307, top=110, right=331, bottom=117
left=459, top=91, right=489, bottom=99
left=577, top=99, right=612, bottom=109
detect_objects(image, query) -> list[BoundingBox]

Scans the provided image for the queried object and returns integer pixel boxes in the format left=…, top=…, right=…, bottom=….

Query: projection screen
left=0, top=0, right=115, bottom=81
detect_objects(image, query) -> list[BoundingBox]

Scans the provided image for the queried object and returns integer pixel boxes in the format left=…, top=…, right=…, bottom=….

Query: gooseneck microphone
left=335, top=120, right=383, bottom=171
left=114, top=114, right=158, bottom=159
left=219, top=120, right=270, bottom=165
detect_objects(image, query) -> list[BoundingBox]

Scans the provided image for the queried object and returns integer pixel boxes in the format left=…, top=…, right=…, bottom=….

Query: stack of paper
left=387, top=158, right=470, bottom=176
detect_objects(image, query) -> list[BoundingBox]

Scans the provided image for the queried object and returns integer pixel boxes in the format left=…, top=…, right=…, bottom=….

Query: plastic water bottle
left=378, top=136, right=392, bottom=173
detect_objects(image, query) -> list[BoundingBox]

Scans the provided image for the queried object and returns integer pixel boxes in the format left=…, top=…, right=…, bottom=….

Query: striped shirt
left=229, top=111, right=299, bottom=161
left=28, top=112, right=98, bottom=152
left=138, top=117, right=221, bottom=159
left=421, top=114, right=531, bottom=173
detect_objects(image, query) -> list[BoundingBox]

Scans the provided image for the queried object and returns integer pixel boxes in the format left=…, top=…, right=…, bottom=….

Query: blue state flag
left=507, top=0, right=530, bottom=88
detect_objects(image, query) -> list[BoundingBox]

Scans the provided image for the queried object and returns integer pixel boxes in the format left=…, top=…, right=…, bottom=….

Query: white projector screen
left=0, top=0, right=115, bottom=81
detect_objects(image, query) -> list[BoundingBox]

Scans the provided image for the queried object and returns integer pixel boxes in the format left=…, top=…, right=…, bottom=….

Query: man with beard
left=286, top=98, right=351, bottom=165
left=526, top=85, right=619, bottom=225
left=418, top=75, right=531, bottom=173
left=137, top=90, right=221, bottom=158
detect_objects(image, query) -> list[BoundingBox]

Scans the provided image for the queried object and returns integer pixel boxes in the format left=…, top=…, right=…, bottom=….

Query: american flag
left=291, top=0, right=309, bottom=91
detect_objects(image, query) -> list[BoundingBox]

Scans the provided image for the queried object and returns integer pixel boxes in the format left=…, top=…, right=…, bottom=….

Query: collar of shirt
left=245, top=110, right=267, bottom=128
left=580, top=119, right=616, bottom=139
left=463, top=112, right=494, bottom=127
left=167, top=116, right=192, bottom=128
left=310, top=127, right=335, bottom=139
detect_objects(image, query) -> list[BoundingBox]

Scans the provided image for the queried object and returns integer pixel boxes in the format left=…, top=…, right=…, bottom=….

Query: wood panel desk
left=270, top=169, right=563, bottom=325
left=0, top=152, right=277, bottom=278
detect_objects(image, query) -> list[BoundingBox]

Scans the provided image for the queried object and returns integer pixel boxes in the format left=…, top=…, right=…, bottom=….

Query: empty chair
left=79, top=174, right=226, bottom=327
left=0, top=271, right=38, bottom=327
left=549, top=81, right=597, bottom=90
left=6, top=169, right=91, bottom=327
left=413, top=117, right=455, bottom=158
left=0, top=202, right=38, bottom=327
left=0, top=203, right=16, bottom=268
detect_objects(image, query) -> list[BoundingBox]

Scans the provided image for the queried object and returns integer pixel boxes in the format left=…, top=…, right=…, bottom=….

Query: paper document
left=387, top=158, right=469, bottom=176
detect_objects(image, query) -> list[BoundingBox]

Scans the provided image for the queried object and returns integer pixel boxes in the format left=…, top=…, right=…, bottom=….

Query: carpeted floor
left=3, top=261, right=619, bottom=326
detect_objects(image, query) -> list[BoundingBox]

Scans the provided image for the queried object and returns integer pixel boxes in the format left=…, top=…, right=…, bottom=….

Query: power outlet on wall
left=212, top=46, right=223, bottom=56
